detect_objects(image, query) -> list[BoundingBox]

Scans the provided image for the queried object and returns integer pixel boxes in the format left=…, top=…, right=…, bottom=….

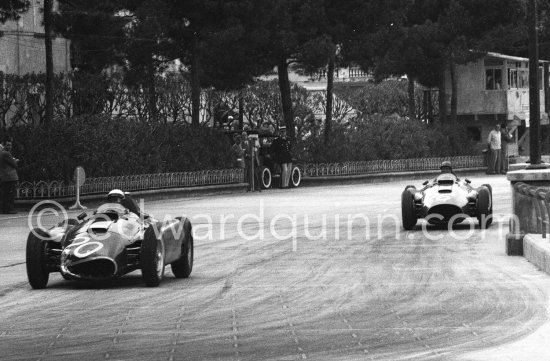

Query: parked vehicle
left=225, top=130, right=302, bottom=189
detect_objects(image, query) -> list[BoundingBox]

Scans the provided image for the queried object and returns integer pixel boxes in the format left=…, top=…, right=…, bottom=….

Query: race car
left=26, top=201, right=194, bottom=289
left=401, top=173, right=493, bottom=230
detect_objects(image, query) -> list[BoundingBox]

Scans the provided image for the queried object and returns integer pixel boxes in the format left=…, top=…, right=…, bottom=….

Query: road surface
left=1, top=174, right=549, bottom=361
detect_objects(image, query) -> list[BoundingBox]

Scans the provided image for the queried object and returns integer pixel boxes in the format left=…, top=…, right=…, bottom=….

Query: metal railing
left=514, top=182, right=550, bottom=238
left=16, top=155, right=486, bottom=200
left=299, top=155, right=485, bottom=178
left=17, top=169, right=244, bottom=200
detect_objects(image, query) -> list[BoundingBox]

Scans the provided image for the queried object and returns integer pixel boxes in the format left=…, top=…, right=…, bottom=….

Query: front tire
left=172, top=219, right=194, bottom=278
left=401, top=188, right=417, bottom=230
left=261, top=166, right=272, bottom=189
left=290, top=166, right=301, bottom=187
left=26, top=229, right=50, bottom=289
left=477, top=186, right=492, bottom=228
left=141, top=227, right=165, bottom=287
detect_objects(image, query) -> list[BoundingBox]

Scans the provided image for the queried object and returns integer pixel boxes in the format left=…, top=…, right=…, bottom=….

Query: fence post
left=69, top=166, right=87, bottom=210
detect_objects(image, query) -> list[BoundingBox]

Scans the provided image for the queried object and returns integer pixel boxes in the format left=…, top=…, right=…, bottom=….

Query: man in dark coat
left=270, top=127, right=292, bottom=188
left=0, top=139, right=19, bottom=214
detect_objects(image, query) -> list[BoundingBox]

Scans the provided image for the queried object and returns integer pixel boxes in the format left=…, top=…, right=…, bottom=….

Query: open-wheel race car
left=26, top=195, right=194, bottom=289
left=225, top=130, right=302, bottom=189
left=401, top=172, right=493, bottom=230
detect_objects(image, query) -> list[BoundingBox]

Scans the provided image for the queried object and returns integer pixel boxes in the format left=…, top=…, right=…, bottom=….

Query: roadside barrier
left=16, top=155, right=484, bottom=200
left=299, top=155, right=484, bottom=177
left=514, top=182, right=550, bottom=238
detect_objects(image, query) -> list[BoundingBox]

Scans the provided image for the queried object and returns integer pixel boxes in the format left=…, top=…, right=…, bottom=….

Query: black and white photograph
left=2, top=0, right=550, bottom=360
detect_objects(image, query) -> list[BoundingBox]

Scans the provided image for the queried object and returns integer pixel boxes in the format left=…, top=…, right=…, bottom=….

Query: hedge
left=10, top=115, right=233, bottom=181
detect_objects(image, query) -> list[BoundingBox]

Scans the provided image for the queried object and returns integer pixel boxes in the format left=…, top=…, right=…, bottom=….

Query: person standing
left=247, top=136, right=262, bottom=191
left=0, top=139, right=19, bottom=214
left=231, top=134, right=246, bottom=182
left=499, top=123, right=514, bottom=174
left=271, top=127, right=292, bottom=188
left=486, top=123, right=501, bottom=175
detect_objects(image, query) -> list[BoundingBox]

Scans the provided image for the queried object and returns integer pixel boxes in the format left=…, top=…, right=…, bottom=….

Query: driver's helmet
left=440, top=161, right=453, bottom=173
left=107, top=189, right=125, bottom=202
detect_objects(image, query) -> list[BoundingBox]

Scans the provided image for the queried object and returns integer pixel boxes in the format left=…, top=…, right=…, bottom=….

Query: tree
left=0, top=0, right=29, bottom=23
left=44, top=0, right=53, bottom=126
left=344, top=0, right=526, bottom=123
left=54, top=1, right=129, bottom=73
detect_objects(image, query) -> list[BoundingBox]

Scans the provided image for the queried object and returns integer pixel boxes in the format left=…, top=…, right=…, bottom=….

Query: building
left=443, top=52, right=549, bottom=155
left=0, top=0, right=70, bottom=75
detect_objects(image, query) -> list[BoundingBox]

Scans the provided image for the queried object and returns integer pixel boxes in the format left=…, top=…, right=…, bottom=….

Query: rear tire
left=26, top=229, right=50, bottom=289
left=141, top=227, right=165, bottom=287
left=290, top=166, right=301, bottom=187
left=477, top=186, right=492, bottom=228
left=401, top=189, right=417, bottom=230
left=172, top=219, right=194, bottom=278
left=261, top=166, right=272, bottom=189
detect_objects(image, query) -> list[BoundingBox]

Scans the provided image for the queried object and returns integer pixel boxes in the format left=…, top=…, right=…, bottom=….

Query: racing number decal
left=66, top=236, right=104, bottom=258
left=73, top=242, right=104, bottom=258
left=70, top=236, right=90, bottom=247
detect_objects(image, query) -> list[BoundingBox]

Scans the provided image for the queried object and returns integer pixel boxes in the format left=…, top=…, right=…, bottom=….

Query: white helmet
left=107, top=189, right=125, bottom=201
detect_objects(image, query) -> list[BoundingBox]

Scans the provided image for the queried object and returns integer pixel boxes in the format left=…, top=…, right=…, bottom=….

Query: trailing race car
left=401, top=172, right=493, bottom=230
left=26, top=192, right=194, bottom=289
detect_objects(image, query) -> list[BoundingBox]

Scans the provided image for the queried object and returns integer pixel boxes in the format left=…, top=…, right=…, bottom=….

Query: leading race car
left=26, top=191, right=194, bottom=289
left=401, top=171, right=493, bottom=230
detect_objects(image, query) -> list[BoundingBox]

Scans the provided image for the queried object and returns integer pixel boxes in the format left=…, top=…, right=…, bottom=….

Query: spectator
left=231, top=134, right=246, bottom=172
left=270, top=127, right=293, bottom=188
left=0, top=138, right=19, bottom=214
left=499, top=123, right=514, bottom=174
left=486, top=123, right=501, bottom=175
left=245, top=135, right=262, bottom=192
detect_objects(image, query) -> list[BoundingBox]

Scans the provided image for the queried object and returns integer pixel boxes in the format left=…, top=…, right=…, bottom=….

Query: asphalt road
left=1, top=174, right=550, bottom=361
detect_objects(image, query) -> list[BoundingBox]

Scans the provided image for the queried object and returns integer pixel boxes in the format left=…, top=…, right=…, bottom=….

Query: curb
left=523, top=234, right=550, bottom=275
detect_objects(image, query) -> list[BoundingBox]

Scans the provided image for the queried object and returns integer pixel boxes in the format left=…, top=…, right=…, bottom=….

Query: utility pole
left=527, top=0, right=543, bottom=167
left=44, top=0, right=54, bottom=127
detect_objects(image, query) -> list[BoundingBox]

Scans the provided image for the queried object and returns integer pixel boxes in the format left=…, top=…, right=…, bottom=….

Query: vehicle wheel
left=404, top=185, right=416, bottom=192
left=141, top=227, right=165, bottom=287
left=172, top=219, right=194, bottom=278
left=477, top=186, right=492, bottom=228
left=261, top=166, right=272, bottom=189
left=26, top=229, right=50, bottom=289
left=401, top=189, right=417, bottom=230
left=290, top=166, right=301, bottom=188
left=482, top=183, right=493, bottom=212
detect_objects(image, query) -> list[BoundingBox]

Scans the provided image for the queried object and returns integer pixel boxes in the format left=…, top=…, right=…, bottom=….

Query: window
left=508, top=68, right=518, bottom=89
left=519, top=70, right=529, bottom=88
left=486, top=68, right=502, bottom=90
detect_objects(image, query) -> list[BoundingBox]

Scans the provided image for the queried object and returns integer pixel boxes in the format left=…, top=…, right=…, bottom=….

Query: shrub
left=294, top=114, right=477, bottom=163
left=10, top=115, right=233, bottom=181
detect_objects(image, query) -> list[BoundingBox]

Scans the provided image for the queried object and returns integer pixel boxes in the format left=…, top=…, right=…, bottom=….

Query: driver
left=440, top=161, right=453, bottom=174
left=438, top=161, right=459, bottom=180
left=105, top=189, right=143, bottom=217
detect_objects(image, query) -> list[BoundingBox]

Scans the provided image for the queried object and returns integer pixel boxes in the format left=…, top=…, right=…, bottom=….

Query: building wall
left=447, top=59, right=507, bottom=115
left=0, top=0, right=70, bottom=74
